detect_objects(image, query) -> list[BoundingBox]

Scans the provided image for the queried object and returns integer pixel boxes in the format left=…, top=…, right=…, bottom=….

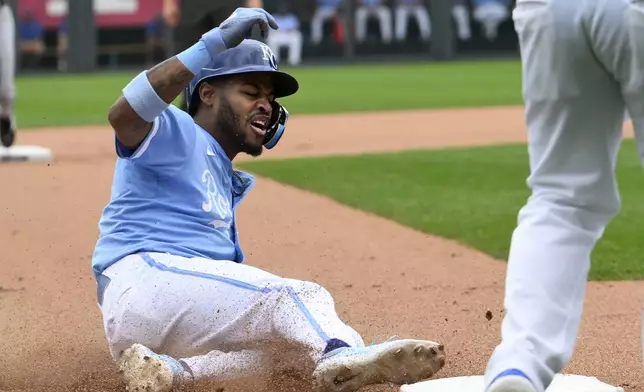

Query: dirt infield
left=0, top=107, right=642, bottom=392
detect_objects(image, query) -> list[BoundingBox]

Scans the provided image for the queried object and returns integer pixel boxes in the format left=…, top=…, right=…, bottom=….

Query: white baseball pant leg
left=452, top=4, right=471, bottom=40
left=355, top=7, right=370, bottom=42
left=485, top=0, right=644, bottom=391
left=473, top=2, right=509, bottom=40
left=355, top=6, right=393, bottom=43
left=0, top=4, right=16, bottom=118
left=311, top=7, right=336, bottom=44
left=395, top=5, right=431, bottom=41
left=286, top=31, right=303, bottom=65
left=266, top=32, right=282, bottom=63
left=266, top=30, right=303, bottom=66
left=98, top=252, right=364, bottom=383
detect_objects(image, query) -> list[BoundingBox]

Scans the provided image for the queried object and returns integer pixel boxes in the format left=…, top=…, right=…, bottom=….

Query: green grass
left=237, top=140, right=644, bottom=281
left=15, top=60, right=522, bottom=128
left=16, top=72, right=133, bottom=128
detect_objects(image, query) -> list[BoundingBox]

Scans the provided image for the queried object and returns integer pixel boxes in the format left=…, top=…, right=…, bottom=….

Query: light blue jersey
left=92, top=105, right=255, bottom=280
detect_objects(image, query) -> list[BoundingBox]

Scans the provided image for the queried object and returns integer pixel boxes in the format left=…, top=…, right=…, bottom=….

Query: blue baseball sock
left=324, top=338, right=351, bottom=354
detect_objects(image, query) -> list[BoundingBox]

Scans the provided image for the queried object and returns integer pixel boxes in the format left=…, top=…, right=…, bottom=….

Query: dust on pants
left=98, top=253, right=365, bottom=383
left=0, top=3, right=15, bottom=117
left=485, top=0, right=644, bottom=391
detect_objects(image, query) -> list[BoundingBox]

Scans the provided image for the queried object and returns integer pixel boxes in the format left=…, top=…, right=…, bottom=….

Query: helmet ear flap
left=263, top=102, right=289, bottom=149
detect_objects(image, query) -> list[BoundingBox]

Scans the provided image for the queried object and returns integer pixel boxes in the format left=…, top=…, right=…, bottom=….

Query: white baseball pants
left=473, top=2, right=509, bottom=40
left=452, top=4, right=472, bottom=41
left=485, top=0, right=644, bottom=391
left=266, top=30, right=303, bottom=66
left=355, top=6, right=393, bottom=43
left=394, top=5, right=431, bottom=41
left=0, top=4, right=15, bottom=118
left=310, top=6, right=337, bottom=44
left=97, top=252, right=364, bottom=383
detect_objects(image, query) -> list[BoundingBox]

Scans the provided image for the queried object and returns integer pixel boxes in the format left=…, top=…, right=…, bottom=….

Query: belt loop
left=96, top=274, right=111, bottom=306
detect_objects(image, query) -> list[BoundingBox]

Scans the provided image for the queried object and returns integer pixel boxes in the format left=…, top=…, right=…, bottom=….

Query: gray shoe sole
left=312, top=339, right=446, bottom=392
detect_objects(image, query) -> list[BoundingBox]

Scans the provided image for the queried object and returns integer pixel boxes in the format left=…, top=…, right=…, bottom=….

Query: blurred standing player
left=0, top=0, right=16, bottom=147
left=484, top=1, right=644, bottom=392
left=95, top=7, right=446, bottom=392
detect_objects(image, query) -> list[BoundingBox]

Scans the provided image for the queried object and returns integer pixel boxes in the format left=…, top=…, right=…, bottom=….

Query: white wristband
left=122, top=71, right=170, bottom=123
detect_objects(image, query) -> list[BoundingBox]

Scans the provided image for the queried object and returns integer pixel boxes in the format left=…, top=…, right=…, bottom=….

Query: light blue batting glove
left=201, top=8, right=279, bottom=58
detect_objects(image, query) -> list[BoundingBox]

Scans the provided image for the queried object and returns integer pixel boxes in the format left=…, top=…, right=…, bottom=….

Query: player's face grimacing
left=217, top=73, right=275, bottom=158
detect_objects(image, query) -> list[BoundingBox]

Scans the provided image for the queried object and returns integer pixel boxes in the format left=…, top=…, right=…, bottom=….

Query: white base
left=0, top=145, right=53, bottom=163
left=400, top=374, right=623, bottom=392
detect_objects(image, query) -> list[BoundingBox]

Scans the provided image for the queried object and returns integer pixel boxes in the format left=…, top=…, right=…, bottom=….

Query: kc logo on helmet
left=259, top=43, right=278, bottom=70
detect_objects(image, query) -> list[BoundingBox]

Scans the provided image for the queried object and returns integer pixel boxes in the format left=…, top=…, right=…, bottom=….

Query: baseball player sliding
left=93, top=7, right=445, bottom=392
left=484, top=1, right=644, bottom=392
left=0, top=0, right=16, bottom=147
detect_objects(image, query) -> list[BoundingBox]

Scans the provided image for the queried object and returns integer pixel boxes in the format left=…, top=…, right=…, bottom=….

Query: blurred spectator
left=311, top=0, right=343, bottom=45
left=162, top=0, right=180, bottom=28
left=393, top=0, right=430, bottom=42
left=57, top=18, right=68, bottom=71
left=17, top=10, right=44, bottom=68
left=472, top=0, right=511, bottom=41
left=266, top=1, right=302, bottom=66
left=452, top=0, right=471, bottom=41
left=146, top=13, right=168, bottom=67
left=160, top=0, right=178, bottom=58
left=355, top=0, right=392, bottom=44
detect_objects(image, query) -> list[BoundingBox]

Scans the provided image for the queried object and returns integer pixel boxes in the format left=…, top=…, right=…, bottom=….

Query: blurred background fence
left=8, top=0, right=518, bottom=74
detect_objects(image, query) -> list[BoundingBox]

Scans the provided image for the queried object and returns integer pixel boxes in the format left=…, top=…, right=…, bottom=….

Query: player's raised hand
left=221, top=8, right=278, bottom=47
left=201, top=8, right=278, bottom=54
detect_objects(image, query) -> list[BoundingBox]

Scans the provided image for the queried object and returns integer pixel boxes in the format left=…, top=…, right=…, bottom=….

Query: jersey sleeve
left=115, top=105, right=196, bottom=171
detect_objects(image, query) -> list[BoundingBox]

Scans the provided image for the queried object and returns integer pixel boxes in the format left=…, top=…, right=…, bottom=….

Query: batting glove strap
left=177, top=38, right=222, bottom=76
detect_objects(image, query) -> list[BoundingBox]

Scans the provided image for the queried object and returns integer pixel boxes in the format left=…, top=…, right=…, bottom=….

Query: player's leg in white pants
left=267, top=31, right=303, bottom=66
left=394, top=6, right=411, bottom=42
left=452, top=4, right=471, bottom=40
left=411, top=5, right=431, bottom=41
left=98, top=252, right=364, bottom=384
left=286, top=31, right=303, bottom=66
left=355, top=7, right=370, bottom=43
left=0, top=4, right=16, bottom=119
left=485, top=0, right=644, bottom=391
left=396, top=6, right=431, bottom=41
left=311, top=7, right=335, bottom=44
left=266, top=32, right=282, bottom=64
left=375, top=6, right=393, bottom=43
left=357, top=7, right=393, bottom=44
left=473, top=3, right=509, bottom=40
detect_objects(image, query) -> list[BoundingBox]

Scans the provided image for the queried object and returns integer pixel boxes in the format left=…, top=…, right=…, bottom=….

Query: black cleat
left=0, top=116, right=15, bottom=148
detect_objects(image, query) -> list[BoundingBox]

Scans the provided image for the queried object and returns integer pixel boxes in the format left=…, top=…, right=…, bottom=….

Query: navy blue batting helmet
left=186, top=39, right=299, bottom=116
